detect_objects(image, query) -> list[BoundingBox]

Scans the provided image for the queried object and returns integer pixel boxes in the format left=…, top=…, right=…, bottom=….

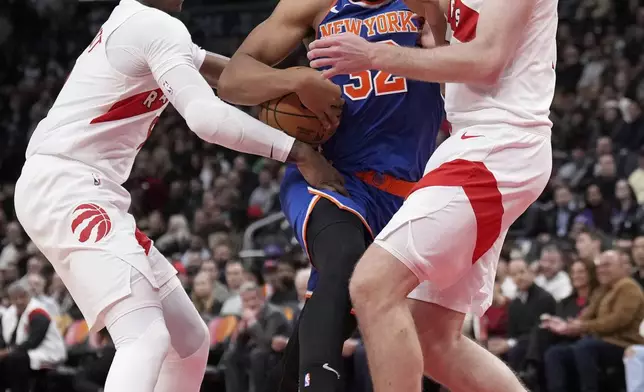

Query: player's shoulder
left=128, top=7, right=190, bottom=37
left=274, top=0, right=336, bottom=25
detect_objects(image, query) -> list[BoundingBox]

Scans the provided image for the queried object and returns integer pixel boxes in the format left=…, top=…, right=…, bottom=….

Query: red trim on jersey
left=407, top=159, right=503, bottom=263
left=29, top=308, right=51, bottom=322
left=448, top=0, right=479, bottom=43
left=90, top=88, right=165, bottom=124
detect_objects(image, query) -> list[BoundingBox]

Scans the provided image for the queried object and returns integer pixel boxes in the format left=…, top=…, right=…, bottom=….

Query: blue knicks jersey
left=316, top=0, right=444, bottom=182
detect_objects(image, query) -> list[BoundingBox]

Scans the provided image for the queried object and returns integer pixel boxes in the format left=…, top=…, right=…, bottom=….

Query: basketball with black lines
left=258, top=93, right=336, bottom=145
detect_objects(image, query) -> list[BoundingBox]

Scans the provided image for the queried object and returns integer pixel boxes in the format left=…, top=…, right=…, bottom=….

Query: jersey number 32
left=343, top=40, right=408, bottom=101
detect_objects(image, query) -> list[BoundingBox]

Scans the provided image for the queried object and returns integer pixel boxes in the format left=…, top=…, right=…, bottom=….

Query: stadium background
left=0, top=0, right=644, bottom=391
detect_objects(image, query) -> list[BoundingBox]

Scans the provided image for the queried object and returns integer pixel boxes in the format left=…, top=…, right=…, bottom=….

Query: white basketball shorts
left=14, top=154, right=177, bottom=331
left=375, top=124, right=552, bottom=316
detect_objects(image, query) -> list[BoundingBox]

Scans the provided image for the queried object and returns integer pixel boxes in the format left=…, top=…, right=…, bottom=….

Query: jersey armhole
left=312, top=0, right=339, bottom=37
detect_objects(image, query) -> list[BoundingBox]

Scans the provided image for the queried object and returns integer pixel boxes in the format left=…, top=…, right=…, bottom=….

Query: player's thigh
left=103, top=271, right=168, bottom=348
left=304, top=197, right=370, bottom=298
left=375, top=185, right=480, bottom=291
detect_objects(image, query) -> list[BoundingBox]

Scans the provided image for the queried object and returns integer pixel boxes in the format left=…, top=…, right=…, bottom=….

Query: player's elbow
left=216, top=66, right=240, bottom=104
left=217, top=54, right=262, bottom=106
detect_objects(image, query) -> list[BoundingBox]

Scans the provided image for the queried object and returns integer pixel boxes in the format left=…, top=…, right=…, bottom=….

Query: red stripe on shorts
left=407, top=159, right=503, bottom=264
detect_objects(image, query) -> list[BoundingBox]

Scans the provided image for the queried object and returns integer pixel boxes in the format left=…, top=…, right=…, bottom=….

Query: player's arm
left=140, top=13, right=346, bottom=193
left=369, top=0, right=535, bottom=84
left=199, top=50, right=230, bottom=89
left=218, top=0, right=342, bottom=129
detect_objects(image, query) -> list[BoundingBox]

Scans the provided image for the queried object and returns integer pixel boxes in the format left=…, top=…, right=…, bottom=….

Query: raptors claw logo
left=71, top=203, right=112, bottom=243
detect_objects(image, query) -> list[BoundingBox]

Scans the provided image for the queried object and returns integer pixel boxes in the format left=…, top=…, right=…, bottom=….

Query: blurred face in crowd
left=615, top=179, right=632, bottom=202
left=539, top=249, right=563, bottom=280
left=258, top=170, right=273, bottom=188
left=596, top=137, right=612, bottom=156
left=632, top=236, right=644, bottom=269
left=554, top=186, right=572, bottom=208
left=576, top=232, right=601, bottom=261
left=597, top=155, right=616, bottom=178
left=233, top=156, right=248, bottom=172
left=509, top=259, right=533, bottom=292
left=49, top=273, right=65, bottom=294
left=294, top=269, right=311, bottom=303
left=6, top=222, right=23, bottom=245
left=9, top=290, right=30, bottom=315
left=200, top=259, right=219, bottom=282
left=213, top=244, right=232, bottom=264
left=563, top=45, right=579, bottom=65
left=225, top=262, right=245, bottom=291
left=27, top=273, right=46, bottom=296
left=1, top=264, right=19, bottom=285
left=586, top=184, right=603, bottom=206
left=569, top=261, right=591, bottom=291
left=148, top=211, right=165, bottom=234
left=192, top=272, right=212, bottom=299
left=26, top=257, right=43, bottom=275
left=241, top=287, right=264, bottom=313
left=596, top=250, right=626, bottom=286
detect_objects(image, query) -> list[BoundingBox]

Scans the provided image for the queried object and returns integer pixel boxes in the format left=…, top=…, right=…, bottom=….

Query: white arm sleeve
left=158, top=65, right=295, bottom=162
left=109, top=10, right=294, bottom=161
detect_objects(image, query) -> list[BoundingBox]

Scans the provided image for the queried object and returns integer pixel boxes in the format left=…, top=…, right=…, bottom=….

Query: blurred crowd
left=1, top=0, right=644, bottom=391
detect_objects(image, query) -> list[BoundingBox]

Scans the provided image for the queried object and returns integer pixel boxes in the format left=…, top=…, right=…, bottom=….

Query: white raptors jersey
left=444, top=0, right=557, bottom=130
left=25, top=0, right=205, bottom=184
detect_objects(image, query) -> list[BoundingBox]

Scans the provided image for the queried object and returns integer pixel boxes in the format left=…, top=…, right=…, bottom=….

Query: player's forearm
left=218, top=53, right=301, bottom=106
left=369, top=40, right=503, bottom=85
left=199, top=52, right=229, bottom=89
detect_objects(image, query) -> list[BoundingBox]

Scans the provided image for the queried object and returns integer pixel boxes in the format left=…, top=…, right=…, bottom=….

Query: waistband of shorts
left=450, top=123, right=552, bottom=138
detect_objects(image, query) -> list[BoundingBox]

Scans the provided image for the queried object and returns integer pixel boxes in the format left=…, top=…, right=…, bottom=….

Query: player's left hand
left=308, top=33, right=374, bottom=79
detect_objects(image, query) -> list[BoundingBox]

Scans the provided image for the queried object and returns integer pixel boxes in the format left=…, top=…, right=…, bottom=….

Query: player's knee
left=349, top=258, right=381, bottom=311
left=115, top=317, right=171, bottom=361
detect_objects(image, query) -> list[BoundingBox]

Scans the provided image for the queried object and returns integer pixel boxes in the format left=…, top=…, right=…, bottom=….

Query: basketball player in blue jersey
left=219, top=1, right=444, bottom=391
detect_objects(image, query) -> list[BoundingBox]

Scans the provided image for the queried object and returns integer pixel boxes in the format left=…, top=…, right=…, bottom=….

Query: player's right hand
left=290, top=141, right=348, bottom=196
left=292, top=67, right=344, bottom=130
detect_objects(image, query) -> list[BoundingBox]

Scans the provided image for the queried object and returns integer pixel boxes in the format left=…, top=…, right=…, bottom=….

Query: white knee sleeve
left=103, top=275, right=171, bottom=392
left=153, top=277, right=210, bottom=392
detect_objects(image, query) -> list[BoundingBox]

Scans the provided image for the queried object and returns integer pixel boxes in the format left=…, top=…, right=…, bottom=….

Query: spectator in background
left=576, top=229, right=603, bottom=264
left=72, top=328, right=115, bottom=392
left=535, top=245, right=574, bottom=301
left=248, top=169, right=278, bottom=217
left=191, top=271, right=223, bottom=321
left=628, top=147, right=644, bottom=204
left=540, top=260, right=598, bottom=392
left=266, top=258, right=297, bottom=308
left=546, top=250, right=644, bottom=392
left=0, top=222, right=26, bottom=269
left=26, top=273, right=60, bottom=317
left=536, top=185, right=578, bottom=240
left=0, top=281, right=66, bottom=392
left=488, top=259, right=556, bottom=372
left=200, top=258, right=230, bottom=303
left=223, top=282, right=290, bottom=392
left=613, top=179, right=641, bottom=242
left=594, top=153, right=619, bottom=203
left=577, top=183, right=614, bottom=233
left=221, top=260, right=246, bottom=316
left=497, top=258, right=517, bottom=300
left=632, top=236, right=644, bottom=288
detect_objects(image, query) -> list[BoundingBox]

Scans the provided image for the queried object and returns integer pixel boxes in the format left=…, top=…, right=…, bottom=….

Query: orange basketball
left=258, top=93, right=336, bottom=145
